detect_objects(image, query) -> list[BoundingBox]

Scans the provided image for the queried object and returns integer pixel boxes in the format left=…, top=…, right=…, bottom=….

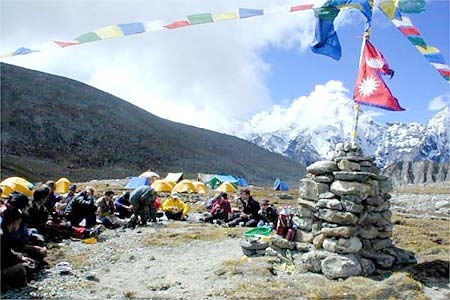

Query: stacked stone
left=288, top=142, right=416, bottom=279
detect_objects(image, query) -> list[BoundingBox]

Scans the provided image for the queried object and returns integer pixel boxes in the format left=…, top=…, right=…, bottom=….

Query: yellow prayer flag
left=212, top=12, right=238, bottom=21
left=416, top=45, right=440, bottom=55
left=95, top=25, right=124, bottom=39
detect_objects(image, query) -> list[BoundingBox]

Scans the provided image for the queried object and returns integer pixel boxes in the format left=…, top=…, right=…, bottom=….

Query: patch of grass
left=140, top=224, right=247, bottom=247
left=392, top=215, right=450, bottom=261
left=224, top=272, right=427, bottom=300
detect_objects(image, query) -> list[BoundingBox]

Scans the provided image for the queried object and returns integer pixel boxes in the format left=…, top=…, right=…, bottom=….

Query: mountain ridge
left=0, top=63, right=305, bottom=186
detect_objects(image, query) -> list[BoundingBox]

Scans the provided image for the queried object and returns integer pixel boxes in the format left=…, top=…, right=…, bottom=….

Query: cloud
left=428, top=94, right=449, bottom=111
left=234, top=80, right=358, bottom=137
left=0, top=0, right=318, bottom=133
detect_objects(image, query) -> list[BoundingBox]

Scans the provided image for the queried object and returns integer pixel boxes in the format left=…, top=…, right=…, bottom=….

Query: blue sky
left=262, top=0, right=449, bottom=124
left=1, top=0, right=449, bottom=133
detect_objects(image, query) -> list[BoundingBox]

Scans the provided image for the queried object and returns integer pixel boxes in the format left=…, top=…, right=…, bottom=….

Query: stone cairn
left=262, top=142, right=416, bottom=279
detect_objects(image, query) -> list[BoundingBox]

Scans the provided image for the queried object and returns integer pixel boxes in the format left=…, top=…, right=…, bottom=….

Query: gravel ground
left=2, top=192, right=449, bottom=300
left=390, top=193, right=450, bottom=220
left=2, top=223, right=245, bottom=300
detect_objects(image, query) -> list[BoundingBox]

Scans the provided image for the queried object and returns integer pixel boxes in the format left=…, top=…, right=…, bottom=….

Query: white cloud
left=0, top=0, right=318, bottom=133
left=428, top=94, right=449, bottom=111
left=236, top=80, right=357, bottom=136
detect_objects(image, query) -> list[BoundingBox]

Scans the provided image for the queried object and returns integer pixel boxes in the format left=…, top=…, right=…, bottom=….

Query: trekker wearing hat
left=162, top=192, right=190, bottom=221
left=226, top=189, right=260, bottom=227
left=127, top=186, right=157, bottom=227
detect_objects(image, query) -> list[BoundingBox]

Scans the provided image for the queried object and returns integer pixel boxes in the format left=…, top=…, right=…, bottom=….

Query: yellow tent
left=0, top=177, right=34, bottom=197
left=139, top=171, right=160, bottom=183
left=166, top=181, right=176, bottom=189
left=216, top=181, right=237, bottom=193
left=192, top=181, right=208, bottom=194
left=55, top=177, right=71, bottom=194
left=172, top=179, right=197, bottom=193
left=151, top=180, right=173, bottom=192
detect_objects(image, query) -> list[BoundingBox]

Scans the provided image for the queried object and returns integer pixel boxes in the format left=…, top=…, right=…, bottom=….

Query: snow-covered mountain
left=233, top=81, right=450, bottom=167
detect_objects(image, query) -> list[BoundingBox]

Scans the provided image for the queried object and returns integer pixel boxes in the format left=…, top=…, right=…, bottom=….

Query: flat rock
left=321, top=253, right=362, bottom=279
left=320, top=226, right=356, bottom=238
left=322, top=237, right=362, bottom=253
left=330, top=180, right=371, bottom=199
left=315, top=209, right=359, bottom=226
left=317, top=199, right=343, bottom=211
left=307, top=161, right=338, bottom=175
left=337, top=160, right=361, bottom=172
left=301, top=250, right=331, bottom=273
left=333, top=171, right=375, bottom=183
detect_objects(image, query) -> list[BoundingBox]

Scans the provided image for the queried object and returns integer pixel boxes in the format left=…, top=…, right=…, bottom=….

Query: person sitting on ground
left=257, top=199, right=279, bottom=229
left=95, top=190, right=119, bottom=229
left=114, top=192, right=133, bottom=219
left=7, top=192, right=47, bottom=262
left=205, top=192, right=231, bottom=224
left=205, top=192, right=222, bottom=212
left=55, top=184, right=77, bottom=216
left=226, top=189, right=260, bottom=227
left=44, top=181, right=62, bottom=217
left=1, top=208, right=37, bottom=292
left=162, top=192, right=190, bottom=221
left=27, top=187, right=52, bottom=230
left=64, top=186, right=97, bottom=228
left=127, top=186, right=157, bottom=227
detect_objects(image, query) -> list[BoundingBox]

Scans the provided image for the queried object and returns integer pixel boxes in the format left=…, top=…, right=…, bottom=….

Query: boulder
left=341, top=200, right=364, bottom=214
left=330, top=180, right=371, bottom=199
left=315, top=209, right=359, bottom=226
left=298, top=199, right=318, bottom=211
left=306, top=161, right=338, bottom=175
left=271, top=235, right=296, bottom=250
left=333, top=171, right=374, bottom=183
left=299, top=178, right=329, bottom=201
left=337, top=160, right=361, bottom=172
left=371, top=238, right=393, bottom=250
left=296, top=242, right=313, bottom=252
left=359, top=225, right=379, bottom=239
left=295, top=229, right=314, bottom=243
left=320, top=226, right=356, bottom=238
left=319, top=192, right=336, bottom=199
left=313, top=234, right=326, bottom=249
left=321, top=254, right=362, bottom=279
left=317, top=199, right=343, bottom=211
left=360, top=250, right=395, bottom=269
left=360, top=258, right=376, bottom=276
left=301, top=250, right=330, bottom=273
left=322, top=237, right=362, bottom=253
left=313, top=175, right=335, bottom=183
left=383, top=247, right=417, bottom=265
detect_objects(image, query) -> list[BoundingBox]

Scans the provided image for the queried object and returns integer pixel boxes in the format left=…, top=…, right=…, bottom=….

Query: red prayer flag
left=290, top=4, right=314, bottom=12
left=398, top=26, right=421, bottom=37
left=53, top=40, right=81, bottom=48
left=164, top=20, right=190, bottom=29
left=354, top=40, right=405, bottom=111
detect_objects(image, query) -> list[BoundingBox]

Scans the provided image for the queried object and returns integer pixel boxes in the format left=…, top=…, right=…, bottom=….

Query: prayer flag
left=354, top=40, right=404, bottom=111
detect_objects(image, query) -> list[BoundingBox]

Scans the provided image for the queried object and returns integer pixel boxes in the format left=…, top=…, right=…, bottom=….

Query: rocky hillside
left=383, top=161, right=450, bottom=186
left=235, top=96, right=449, bottom=185
left=0, top=63, right=305, bottom=185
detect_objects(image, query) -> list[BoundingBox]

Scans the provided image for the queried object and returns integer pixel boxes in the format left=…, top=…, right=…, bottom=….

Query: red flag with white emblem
left=354, top=40, right=405, bottom=111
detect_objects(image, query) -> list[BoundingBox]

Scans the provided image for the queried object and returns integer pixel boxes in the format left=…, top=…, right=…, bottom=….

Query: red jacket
left=211, top=199, right=231, bottom=215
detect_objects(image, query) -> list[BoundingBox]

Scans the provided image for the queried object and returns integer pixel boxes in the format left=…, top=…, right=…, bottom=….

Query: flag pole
left=351, top=3, right=373, bottom=146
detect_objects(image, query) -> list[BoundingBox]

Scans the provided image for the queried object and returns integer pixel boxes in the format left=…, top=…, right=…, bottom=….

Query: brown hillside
left=0, top=63, right=305, bottom=185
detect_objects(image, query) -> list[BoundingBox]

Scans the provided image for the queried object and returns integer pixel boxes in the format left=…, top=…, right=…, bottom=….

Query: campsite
left=0, top=173, right=449, bottom=300
left=1, top=1, right=449, bottom=300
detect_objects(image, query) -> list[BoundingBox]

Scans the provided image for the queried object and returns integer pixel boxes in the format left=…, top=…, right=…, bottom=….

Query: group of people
left=0, top=182, right=192, bottom=292
left=1, top=182, right=286, bottom=292
left=203, top=189, right=279, bottom=229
